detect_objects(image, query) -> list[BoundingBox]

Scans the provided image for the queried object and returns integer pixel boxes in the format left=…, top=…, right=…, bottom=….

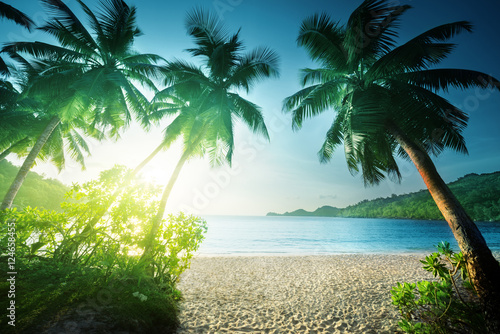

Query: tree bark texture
left=388, top=124, right=500, bottom=333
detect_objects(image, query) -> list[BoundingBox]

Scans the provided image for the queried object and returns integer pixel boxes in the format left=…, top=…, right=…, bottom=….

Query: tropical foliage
left=0, top=166, right=206, bottom=332
left=1, top=2, right=278, bottom=331
left=0, top=160, right=68, bottom=211
left=0, top=4, right=36, bottom=162
left=0, top=1, right=34, bottom=75
left=284, top=2, right=496, bottom=184
left=391, top=242, right=486, bottom=334
left=268, top=171, right=500, bottom=222
left=342, top=173, right=500, bottom=221
left=140, top=8, right=279, bottom=260
left=1, top=0, right=499, bottom=332
left=284, top=0, right=500, bottom=329
left=0, top=0, right=163, bottom=210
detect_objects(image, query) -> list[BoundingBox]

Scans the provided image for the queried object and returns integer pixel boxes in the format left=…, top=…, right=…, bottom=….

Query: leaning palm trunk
left=140, top=149, right=191, bottom=264
left=55, top=142, right=167, bottom=263
left=132, top=142, right=166, bottom=175
left=1, top=116, right=60, bottom=210
left=388, top=124, right=500, bottom=332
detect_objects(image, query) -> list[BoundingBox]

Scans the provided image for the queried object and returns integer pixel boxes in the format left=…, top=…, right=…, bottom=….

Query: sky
left=2, top=0, right=500, bottom=216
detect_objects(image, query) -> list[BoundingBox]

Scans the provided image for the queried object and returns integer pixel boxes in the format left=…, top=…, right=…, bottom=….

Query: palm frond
left=349, top=85, right=389, bottom=134
left=284, top=81, right=343, bottom=130
left=162, top=113, right=190, bottom=149
left=221, top=104, right=234, bottom=165
left=344, top=0, right=411, bottom=67
left=64, top=128, right=89, bottom=168
left=298, top=13, right=348, bottom=70
left=205, top=137, right=231, bottom=167
left=185, top=8, right=228, bottom=57
left=2, top=41, right=87, bottom=63
left=0, top=56, right=9, bottom=75
left=41, top=124, right=64, bottom=169
left=122, top=53, right=166, bottom=66
left=228, top=47, right=280, bottom=92
left=396, top=69, right=500, bottom=93
left=0, top=2, right=34, bottom=30
left=357, top=134, right=401, bottom=186
left=300, top=68, right=345, bottom=86
left=96, top=0, right=141, bottom=55
left=230, top=93, right=269, bottom=140
left=318, top=105, right=348, bottom=163
left=415, top=21, right=473, bottom=42
left=40, top=0, right=98, bottom=53
left=161, top=59, right=209, bottom=87
left=368, top=21, right=472, bottom=78
left=121, top=63, right=161, bottom=93
left=387, top=86, right=469, bottom=156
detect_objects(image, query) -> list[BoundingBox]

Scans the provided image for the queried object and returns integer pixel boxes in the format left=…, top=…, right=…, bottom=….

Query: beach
left=175, top=254, right=435, bottom=334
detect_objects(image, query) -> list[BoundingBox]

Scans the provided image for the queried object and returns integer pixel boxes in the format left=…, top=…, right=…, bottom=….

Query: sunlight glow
left=139, top=166, right=169, bottom=185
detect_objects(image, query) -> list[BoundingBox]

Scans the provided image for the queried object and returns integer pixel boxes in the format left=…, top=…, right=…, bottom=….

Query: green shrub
left=0, top=259, right=179, bottom=333
left=390, top=242, right=486, bottom=333
left=0, top=166, right=207, bottom=333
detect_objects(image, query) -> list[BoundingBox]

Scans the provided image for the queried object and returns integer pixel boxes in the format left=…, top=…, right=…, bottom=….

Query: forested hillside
left=268, top=172, right=500, bottom=222
left=0, top=160, right=68, bottom=211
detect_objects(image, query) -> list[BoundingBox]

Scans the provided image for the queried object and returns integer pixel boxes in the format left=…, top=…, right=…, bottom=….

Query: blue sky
left=3, top=0, right=500, bottom=215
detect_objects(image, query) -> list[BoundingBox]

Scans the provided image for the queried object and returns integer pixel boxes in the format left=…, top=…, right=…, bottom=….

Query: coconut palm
left=283, top=0, right=500, bottom=330
left=0, top=64, right=94, bottom=166
left=140, top=9, right=279, bottom=264
left=0, top=1, right=34, bottom=75
left=0, top=0, right=162, bottom=210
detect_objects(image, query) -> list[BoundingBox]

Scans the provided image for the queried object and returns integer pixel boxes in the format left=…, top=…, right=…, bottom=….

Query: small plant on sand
left=390, top=242, right=486, bottom=334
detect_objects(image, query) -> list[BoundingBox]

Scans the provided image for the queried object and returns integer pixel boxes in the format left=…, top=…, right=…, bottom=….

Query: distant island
left=267, top=171, right=500, bottom=222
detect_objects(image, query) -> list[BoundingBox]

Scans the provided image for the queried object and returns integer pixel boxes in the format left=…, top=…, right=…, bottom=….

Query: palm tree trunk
left=140, top=149, right=191, bottom=263
left=388, top=123, right=500, bottom=333
left=132, top=142, right=166, bottom=175
left=0, top=136, right=30, bottom=162
left=1, top=116, right=60, bottom=210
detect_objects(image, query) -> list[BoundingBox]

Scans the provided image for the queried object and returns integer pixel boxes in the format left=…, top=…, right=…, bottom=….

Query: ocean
left=196, top=216, right=500, bottom=255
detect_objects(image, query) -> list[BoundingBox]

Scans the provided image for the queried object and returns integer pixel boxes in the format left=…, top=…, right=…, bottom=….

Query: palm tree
left=140, top=9, right=279, bottom=264
left=0, top=1, right=34, bottom=75
left=0, top=65, right=94, bottom=166
left=283, top=0, right=500, bottom=331
left=0, top=3, right=36, bottom=160
left=0, top=0, right=162, bottom=211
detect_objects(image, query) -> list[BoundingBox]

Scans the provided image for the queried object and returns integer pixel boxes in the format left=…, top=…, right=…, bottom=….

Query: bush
left=0, top=166, right=207, bottom=333
left=0, top=259, right=179, bottom=333
left=390, top=242, right=486, bottom=334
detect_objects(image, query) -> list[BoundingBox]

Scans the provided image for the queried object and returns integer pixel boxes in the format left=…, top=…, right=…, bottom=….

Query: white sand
left=175, top=254, right=436, bottom=333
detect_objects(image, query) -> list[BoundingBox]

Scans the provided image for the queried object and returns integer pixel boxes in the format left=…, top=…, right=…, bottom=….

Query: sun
left=138, top=165, right=170, bottom=185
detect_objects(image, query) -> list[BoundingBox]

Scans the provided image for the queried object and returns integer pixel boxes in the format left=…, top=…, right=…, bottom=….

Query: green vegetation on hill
left=0, top=160, right=68, bottom=212
left=268, top=172, right=500, bottom=222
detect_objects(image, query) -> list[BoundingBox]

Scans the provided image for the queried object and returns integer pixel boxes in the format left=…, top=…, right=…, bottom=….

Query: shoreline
left=175, top=254, right=436, bottom=333
left=194, top=250, right=500, bottom=257
left=194, top=251, right=432, bottom=258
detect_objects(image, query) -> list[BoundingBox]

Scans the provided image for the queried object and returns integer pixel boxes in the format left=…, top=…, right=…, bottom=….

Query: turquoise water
left=197, top=216, right=500, bottom=255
